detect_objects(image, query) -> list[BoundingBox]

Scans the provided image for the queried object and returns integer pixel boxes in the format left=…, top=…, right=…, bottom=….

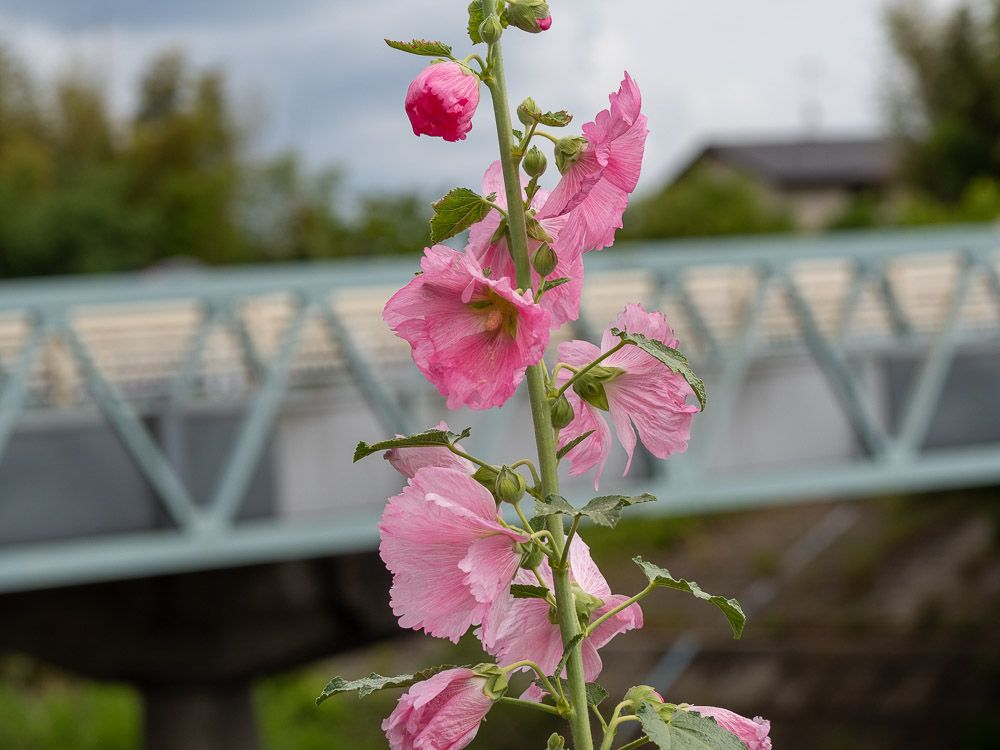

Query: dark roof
left=688, top=137, right=898, bottom=190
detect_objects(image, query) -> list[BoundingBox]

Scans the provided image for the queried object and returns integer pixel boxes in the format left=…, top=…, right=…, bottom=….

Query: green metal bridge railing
left=1, top=224, right=999, bottom=594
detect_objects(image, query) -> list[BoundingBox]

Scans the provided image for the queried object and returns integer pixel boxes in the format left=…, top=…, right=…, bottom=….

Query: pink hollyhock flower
left=557, top=303, right=697, bottom=488
left=540, top=72, right=648, bottom=252
left=687, top=706, right=772, bottom=750
left=382, top=668, right=494, bottom=750
left=480, top=537, right=642, bottom=680
left=405, top=62, right=480, bottom=142
left=538, top=15, right=553, bottom=30
left=379, top=467, right=528, bottom=642
left=383, top=244, right=550, bottom=410
left=384, top=421, right=474, bottom=478
left=466, top=161, right=584, bottom=327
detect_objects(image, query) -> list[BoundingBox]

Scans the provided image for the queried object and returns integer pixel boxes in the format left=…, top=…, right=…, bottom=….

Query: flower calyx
left=474, top=663, right=510, bottom=700
left=517, top=96, right=543, bottom=126
left=478, top=13, right=504, bottom=44
left=571, top=365, right=624, bottom=412
left=547, top=733, right=566, bottom=749
left=554, top=135, right=587, bottom=173
left=572, top=583, right=604, bottom=628
left=549, top=392, right=574, bottom=429
left=532, top=242, right=558, bottom=277
left=523, top=145, right=548, bottom=177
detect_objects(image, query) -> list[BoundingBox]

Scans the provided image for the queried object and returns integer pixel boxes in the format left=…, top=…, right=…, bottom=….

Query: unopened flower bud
left=517, top=96, right=542, bottom=126
left=547, top=734, right=566, bottom=750
left=555, top=135, right=587, bottom=173
left=574, top=376, right=610, bottom=411
left=625, top=685, right=663, bottom=709
left=550, top=392, right=574, bottom=429
left=495, top=465, right=526, bottom=504
left=474, top=663, right=510, bottom=699
left=478, top=14, right=504, bottom=44
left=523, top=145, right=547, bottom=177
left=473, top=464, right=500, bottom=494
left=532, top=242, right=557, bottom=277
left=506, top=0, right=552, bottom=34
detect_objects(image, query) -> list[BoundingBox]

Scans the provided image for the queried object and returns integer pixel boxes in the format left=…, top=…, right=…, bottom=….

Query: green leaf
left=537, top=110, right=573, bottom=127
left=532, top=494, right=576, bottom=518
left=384, top=38, right=453, bottom=57
left=533, top=493, right=656, bottom=529
left=353, top=427, right=471, bottom=462
left=316, top=664, right=464, bottom=705
left=634, top=557, right=746, bottom=639
left=430, top=188, right=495, bottom=243
left=609, top=328, right=707, bottom=410
left=585, top=682, right=609, bottom=707
left=467, top=0, right=487, bottom=42
left=553, top=634, right=583, bottom=680
left=556, top=429, right=594, bottom=460
left=580, top=493, right=656, bottom=527
left=638, top=703, right=749, bottom=750
left=539, top=277, right=570, bottom=293
left=511, top=583, right=550, bottom=600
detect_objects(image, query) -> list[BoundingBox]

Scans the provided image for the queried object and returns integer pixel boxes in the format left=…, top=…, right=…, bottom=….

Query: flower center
left=468, top=290, right=518, bottom=338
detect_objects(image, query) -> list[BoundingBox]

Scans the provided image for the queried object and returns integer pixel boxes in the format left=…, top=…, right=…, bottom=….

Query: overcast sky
left=0, top=0, right=962, bottom=196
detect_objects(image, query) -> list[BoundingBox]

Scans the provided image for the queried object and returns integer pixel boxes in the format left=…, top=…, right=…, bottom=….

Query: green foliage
left=533, top=493, right=657, bottom=529
left=0, top=45, right=430, bottom=279
left=353, top=427, right=471, bottom=462
left=609, top=329, right=707, bottom=410
left=887, top=1, right=1000, bottom=202
left=636, top=703, right=748, bottom=750
left=622, top=164, right=794, bottom=239
left=429, top=187, right=496, bottom=243
left=316, top=665, right=465, bottom=705
left=384, top=39, right=454, bottom=58
left=633, top=557, right=746, bottom=638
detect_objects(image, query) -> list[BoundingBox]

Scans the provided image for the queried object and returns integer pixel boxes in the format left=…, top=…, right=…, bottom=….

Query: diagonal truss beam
left=0, top=318, right=45, bottom=461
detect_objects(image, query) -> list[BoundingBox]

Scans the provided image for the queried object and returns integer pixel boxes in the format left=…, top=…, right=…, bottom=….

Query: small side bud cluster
left=532, top=242, right=557, bottom=277
left=505, top=0, right=552, bottom=33
left=550, top=393, right=574, bottom=429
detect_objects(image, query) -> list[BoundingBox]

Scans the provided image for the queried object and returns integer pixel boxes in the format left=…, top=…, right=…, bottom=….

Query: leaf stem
left=497, top=696, right=563, bottom=717
left=447, top=445, right=495, bottom=471
left=535, top=130, right=561, bottom=144
left=584, top=584, right=654, bottom=637
left=510, top=458, right=541, bottom=486
left=500, top=660, right=561, bottom=700
left=615, top=737, right=651, bottom=750
left=558, top=515, right=582, bottom=570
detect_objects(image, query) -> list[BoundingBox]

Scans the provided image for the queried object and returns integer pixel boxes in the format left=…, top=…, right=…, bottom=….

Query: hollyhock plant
left=383, top=244, right=549, bottom=410
left=379, top=467, right=528, bottom=642
left=382, top=668, right=499, bottom=750
left=479, top=537, right=642, bottom=680
left=540, top=72, right=648, bottom=253
left=558, top=303, right=699, bottom=487
left=405, top=61, right=481, bottom=141
left=466, top=161, right=584, bottom=326
left=384, top=421, right=474, bottom=478
left=321, top=6, right=765, bottom=750
left=688, top=706, right=773, bottom=750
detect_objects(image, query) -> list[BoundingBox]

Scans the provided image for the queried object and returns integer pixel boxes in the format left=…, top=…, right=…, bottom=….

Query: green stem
left=555, top=341, right=628, bottom=398
left=584, top=584, right=654, bottom=637
left=615, top=738, right=651, bottom=750
left=501, top=660, right=561, bottom=699
left=558, top=515, right=582, bottom=569
left=498, top=697, right=563, bottom=717
left=510, top=458, right=541, bottom=486
left=535, top=130, right=561, bottom=144
left=448, top=445, right=495, bottom=471
left=483, top=25, right=593, bottom=750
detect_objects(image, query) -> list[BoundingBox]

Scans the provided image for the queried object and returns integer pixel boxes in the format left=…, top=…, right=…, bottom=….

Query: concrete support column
left=142, top=683, right=261, bottom=750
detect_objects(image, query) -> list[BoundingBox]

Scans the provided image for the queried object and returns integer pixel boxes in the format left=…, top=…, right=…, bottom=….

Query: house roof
left=687, top=137, right=898, bottom=190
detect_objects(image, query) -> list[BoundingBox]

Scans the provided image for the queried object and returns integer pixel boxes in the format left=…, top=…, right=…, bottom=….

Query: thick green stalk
left=483, top=26, right=594, bottom=750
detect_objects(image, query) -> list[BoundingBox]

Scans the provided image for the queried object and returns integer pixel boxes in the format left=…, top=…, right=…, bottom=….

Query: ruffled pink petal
left=686, top=707, right=772, bottom=750
left=405, top=62, right=481, bottom=142
left=383, top=669, right=493, bottom=750
left=556, top=389, right=612, bottom=489
left=460, top=533, right=525, bottom=604
left=589, top=593, right=644, bottom=649
left=383, top=245, right=550, bottom=410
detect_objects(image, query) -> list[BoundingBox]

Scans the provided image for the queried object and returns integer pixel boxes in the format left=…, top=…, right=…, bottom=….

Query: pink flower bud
left=405, top=62, right=480, bottom=142
left=538, top=15, right=553, bottom=30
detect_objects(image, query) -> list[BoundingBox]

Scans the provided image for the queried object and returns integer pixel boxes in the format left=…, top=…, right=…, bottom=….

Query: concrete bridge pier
left=0, top=552, right=399, bottom=749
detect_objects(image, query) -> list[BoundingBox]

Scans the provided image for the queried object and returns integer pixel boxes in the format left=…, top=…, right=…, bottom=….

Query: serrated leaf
left=585, top=682, right=609, bottom=707
left=353, top=427, right=471, bottom=462
left=384, top=38, right=453, bottom=57
left=556, top=429, right=594, bottom=460
left=638, top=704, right=749, bottom=750
left=539, top=277, right=570, bottom=293
left=317, top=664, right=464, bottom=705
left=532, top=494, right=576, bottom=518
left=533, top=493, right=656, bottom=529
left=553, top=634, right=584, bottom=680
left=467, top=0, right=487, bottom=42
left=580, top=493, right=656, bottom=528
left=610, top=328, right=707, bottom=410
left=511, top=583, right=550, bottom=600
left=430, top=188, right=495, bottom=243
left=537, top=110, right=573, bottom=127
left=634, top=557, right=746, bottom=639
